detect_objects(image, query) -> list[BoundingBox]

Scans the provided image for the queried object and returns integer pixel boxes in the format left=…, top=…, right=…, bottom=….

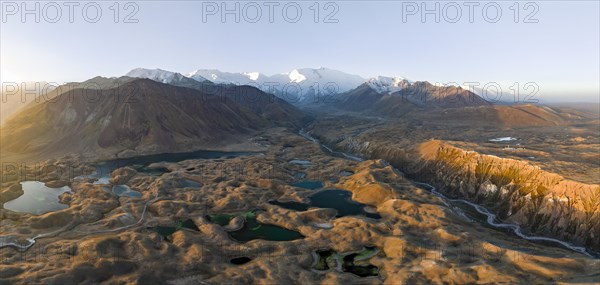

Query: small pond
left=89, top=150, right=254, bottom=183
left=179, top=179, right=202, bottom=188
left=149, top=219, right=200, bottom=240
left=206, top=210, right=304, bottom=242
left=112, top=185, right=142, bottom=198
left=269, top=189, right=382, bottom=219
left=291, top=180, right=323, bottom=190
left=289, top=160, right=311, bottom=166
left=269, top=200, right=310, bottom=211
left=131, top=164, right=171, bottom=176
left=293, top=172, right=306, bottom=179
left=313, top=246, right=379, bottom=277
left=489, top=137, right=517, bottom=142
left=230, top=257, right=252, bottom=265
left=3, top=181, right=71, bottom=215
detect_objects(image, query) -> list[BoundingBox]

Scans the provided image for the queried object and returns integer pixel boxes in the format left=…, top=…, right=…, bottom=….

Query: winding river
left=1, top=130, right=597, bottom=259
left=299, top=128, right=599, bottom=259
left=0, top=191, right=159, bottom=251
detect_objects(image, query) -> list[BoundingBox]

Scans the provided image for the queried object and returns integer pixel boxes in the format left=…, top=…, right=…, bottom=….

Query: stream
left=1, top=130, right=596, bottom=258
left=0, top=192, right=158, bottom=251
left=0, top=150, right=252, bottom=251
left=298, top=128, right=599, bottom=259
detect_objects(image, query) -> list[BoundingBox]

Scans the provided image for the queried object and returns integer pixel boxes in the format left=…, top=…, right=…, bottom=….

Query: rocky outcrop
left=44, top=180, right=69, bottom=188
left=311, top=132, right=600, bottom=252
left=0, top=183, right=24, bottom=204
left=109, top=167, right=138, bottom=185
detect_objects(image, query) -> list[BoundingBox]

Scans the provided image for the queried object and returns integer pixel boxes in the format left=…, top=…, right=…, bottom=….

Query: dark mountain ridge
left=1, top=78, right=304, bottom=158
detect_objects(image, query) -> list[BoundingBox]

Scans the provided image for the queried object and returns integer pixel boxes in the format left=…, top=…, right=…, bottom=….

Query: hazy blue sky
left=1, top=1, right=599, bottom=102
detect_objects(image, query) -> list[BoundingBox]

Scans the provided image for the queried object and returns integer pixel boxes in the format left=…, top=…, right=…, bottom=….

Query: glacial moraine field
left=1, top=122, right=599, bottom=284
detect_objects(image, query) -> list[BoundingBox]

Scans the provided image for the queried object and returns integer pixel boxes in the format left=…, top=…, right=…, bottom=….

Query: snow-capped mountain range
left=366, top=76, right=412, bottom=94
left=126, top=68, right=207, bottom=84
left=187, top=69, right=265, bottom=85
left=185, top=67, right=366, bottom=93
left=125, top=67, right=414, bottom=101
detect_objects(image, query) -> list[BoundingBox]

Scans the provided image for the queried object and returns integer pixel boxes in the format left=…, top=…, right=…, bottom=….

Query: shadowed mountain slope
left=1, top=79, right=303, bottom=158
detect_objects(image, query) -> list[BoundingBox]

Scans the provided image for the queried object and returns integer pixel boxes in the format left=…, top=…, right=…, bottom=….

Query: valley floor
left=303, top=106, right=600, bottom=185
left=0, top=127, right=599, bottom=284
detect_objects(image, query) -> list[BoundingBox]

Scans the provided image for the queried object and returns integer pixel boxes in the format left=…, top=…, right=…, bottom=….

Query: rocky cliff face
left=310, top=131, right=600, bottom=252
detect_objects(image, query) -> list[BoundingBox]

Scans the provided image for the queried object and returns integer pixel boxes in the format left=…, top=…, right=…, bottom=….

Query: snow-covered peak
left=185, top=67, right=365, bottom=99
left=280, top=67, right=365, bottom=93
left=288, top=69, right=307, bottom=83
left=187, top=69, right=263, bottom=85
left=125, top=68, right=204, bottom=83
left=243, top=72, right=261, bottom=81
left=367, top=76, right=412, bottom=94
left=123, top=67, right=386, bottom=102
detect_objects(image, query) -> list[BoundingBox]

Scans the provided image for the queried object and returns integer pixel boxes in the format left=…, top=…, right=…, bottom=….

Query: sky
left=1, top=1, right=599, bottom=102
